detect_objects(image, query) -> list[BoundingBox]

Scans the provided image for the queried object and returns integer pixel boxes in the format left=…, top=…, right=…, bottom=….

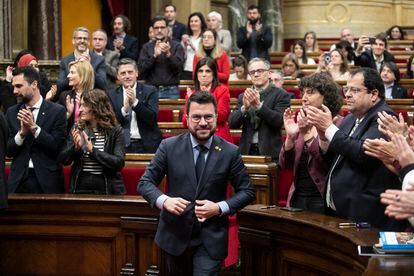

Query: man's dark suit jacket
left=107, top=34, right=139, bottom=60
left=57, top=52, right=107, bottom=92
left=170, top=21, right=187, bottom=42
left=108, top=83, right=162, bottom=153
left=327, top=100, right=405, bottom=230
left=391, top=84, right=408, bottom=99
left=354, top=49, right=395, bottom=71
left=6, top=101, right=67, bottom=193
left=0, top=112, right=8, bottom=209
left=236, top=25, right=273, bottom=61
left=138, top=133, right=256, bottom=259
left=228, top=86, right=291, bottom=160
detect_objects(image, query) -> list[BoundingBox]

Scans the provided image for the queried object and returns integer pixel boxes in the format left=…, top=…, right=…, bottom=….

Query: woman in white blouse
left=181, top=12, right=207, bottom=80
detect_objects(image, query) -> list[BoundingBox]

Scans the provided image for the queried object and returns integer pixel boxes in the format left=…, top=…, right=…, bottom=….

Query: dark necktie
left=195, top=145, right=208, bottom=182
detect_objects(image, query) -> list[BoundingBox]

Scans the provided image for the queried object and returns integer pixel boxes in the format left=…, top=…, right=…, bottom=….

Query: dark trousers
left=165, top=244, right=222, bottom=276
left=290, top=194, right=324, bottom=214
left=248, top=143, right=260, bottom=155
left=16, top=168, right=43, bottom=193
left=125, top=139, right=145, bottom=153
left=75, top=172, right=107, bottom=194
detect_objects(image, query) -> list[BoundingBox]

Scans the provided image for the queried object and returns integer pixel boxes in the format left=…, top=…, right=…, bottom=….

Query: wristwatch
left=31, top=125, right=39, bottom=135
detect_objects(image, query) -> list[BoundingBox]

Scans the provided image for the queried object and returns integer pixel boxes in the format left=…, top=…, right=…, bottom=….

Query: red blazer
left=193, top=51, right=230, bottom=86
left=279, top=116, right=343, bottom=206
left=182, top=85, right=233, bottom=143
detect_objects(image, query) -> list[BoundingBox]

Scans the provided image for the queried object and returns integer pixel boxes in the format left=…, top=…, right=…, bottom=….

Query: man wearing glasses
left=57, top=27, right=107, bottom=93
left=229, top=58, right=291, bottom=160
left=306, top=67, right=405, bottom=230
left=138, top=16, right=185, bottom=99
left=139, top=91, right=255, bottom=275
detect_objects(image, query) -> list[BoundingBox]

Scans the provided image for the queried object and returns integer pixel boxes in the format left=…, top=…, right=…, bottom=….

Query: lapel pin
left=42, top=112, right=45, bottom=115
left=215, top=146, right=222, bottom=151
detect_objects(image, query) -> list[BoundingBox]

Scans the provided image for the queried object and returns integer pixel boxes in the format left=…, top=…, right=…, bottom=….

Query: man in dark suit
left=164, top=4, right=187, bottom=42
left=229, top=58, right=291, bottom=160
left=380, top=61, right=407, bottom=99
left=138, top=91, right=255, bottom=275
left=355, top=33, right=395, bottom=72
left=307, top=67, right=405, bottom=230
left=106, top=15, right=139, bottom=60
left=108, top=58, right=162, bottom=153
left=6, top=66, right=67, bottom=193
left=57, top=27, right=107, bottom=92
left=0, top=112, right=7, bottom=209
left=236, top=5, right=273, bottom=61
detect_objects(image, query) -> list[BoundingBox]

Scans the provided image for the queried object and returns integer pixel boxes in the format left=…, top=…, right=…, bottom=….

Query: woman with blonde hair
left=193, top=29, right=230, bottom=85
left=60, top=89, right=125, bottom=195
left=58, top=59, right=95, bottom=133
left=207, top=11, right=232, bottom=53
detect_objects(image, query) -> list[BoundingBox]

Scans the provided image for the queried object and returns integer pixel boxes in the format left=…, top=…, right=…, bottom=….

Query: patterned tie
left=195, top=145, right=208, bottom=182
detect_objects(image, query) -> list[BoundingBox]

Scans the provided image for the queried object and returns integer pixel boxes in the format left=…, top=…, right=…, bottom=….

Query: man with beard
left=6, top=66, right=66, bottom=193
left=138, top=91, right=255, bottom=275
left=106, top=15, right=139, bottom=60
left=237, top=4, right=273, bottom=61
left=0, top=111, right=7, bottom=208
left=58, top=27, right=107, bottom=93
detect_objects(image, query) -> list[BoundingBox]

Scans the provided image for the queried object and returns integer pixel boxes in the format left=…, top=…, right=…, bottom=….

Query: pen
left=339, top=222, right=356, bottom=228
left=260, top=205, right=276, bottom=209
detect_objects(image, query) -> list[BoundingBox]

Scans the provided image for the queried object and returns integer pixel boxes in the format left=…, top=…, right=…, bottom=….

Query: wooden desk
left=238, top=205, right=413, bottom=276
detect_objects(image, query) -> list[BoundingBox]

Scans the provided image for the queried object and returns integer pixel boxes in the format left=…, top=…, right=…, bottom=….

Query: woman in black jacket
left=60, top=89, right=126, bottom=195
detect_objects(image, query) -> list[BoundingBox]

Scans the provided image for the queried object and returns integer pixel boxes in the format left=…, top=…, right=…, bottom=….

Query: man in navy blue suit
left=138, top=91, right=256, bottom=275
left=107, top=15, right=139, bottom=61
left=108, top=58, right=162, bottom=153
left=57, top=27, right=107, bottom=93
left=6, top=66, right=67, bottom=193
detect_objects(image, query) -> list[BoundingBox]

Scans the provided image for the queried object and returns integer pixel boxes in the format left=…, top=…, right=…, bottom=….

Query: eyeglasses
left=249, top=69, right=268, bottom=76
left=75, top=37, right=88, bottom=41
left=189, top=114, right=215, bottom=123
left=342, top=86, right=368, bottom=94
left=153, top=26, right=166, bottom=30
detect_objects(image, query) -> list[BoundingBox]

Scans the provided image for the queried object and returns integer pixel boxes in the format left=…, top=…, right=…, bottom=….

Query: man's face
left=344, top=73, right=378, bottom=118
left=187, top=102, right=217, bottom=143
left=12, top=74, right=36, bottom=104
left=113, top=17, right=125, bottom=34
left=247, top=8, right=260, bottom=21
left=249, top=61, right=270, bottom=88
left=341, top=29, right=354, bottom=44
left=117, top=64, right=138, bottom=88
left=153, top=20, right=168, bottom=41
left=72, top=31, right=89, bottom=53
left=164, top=6, right=176, bottom=22
left=380, top=66, right=396, bottom=85
left=372, top=39, right=386, bottom=57
left=270, top=72, right=284, bottom=88
left=92, top=31, right=107, bottom=52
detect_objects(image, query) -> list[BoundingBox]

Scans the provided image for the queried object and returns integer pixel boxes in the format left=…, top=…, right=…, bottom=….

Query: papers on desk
left=358, top=232, right=414, bottom=256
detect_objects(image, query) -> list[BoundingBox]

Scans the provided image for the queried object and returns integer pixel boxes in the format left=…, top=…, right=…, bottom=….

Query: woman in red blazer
left=193, top=29, right=230, bottom=86
left=279, top=72, right=343, bottom=213
left=183, top=57, right=232, bottom=143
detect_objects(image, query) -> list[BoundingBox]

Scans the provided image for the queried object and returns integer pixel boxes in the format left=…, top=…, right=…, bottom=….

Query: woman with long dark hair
left=60, top=89, right=125, bottom=195
left=181, top=12, right=207, bottom=80
left=193, top=29, right=230, bottom=85
left=292, top=40, right=315, bottom=65
left=183, top=57, right=232, bottom=142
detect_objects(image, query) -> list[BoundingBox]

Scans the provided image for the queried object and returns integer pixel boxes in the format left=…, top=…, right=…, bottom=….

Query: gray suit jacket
left=138, top=133, right=256, bottom=259
left=102, top=50, right=120, bottom=91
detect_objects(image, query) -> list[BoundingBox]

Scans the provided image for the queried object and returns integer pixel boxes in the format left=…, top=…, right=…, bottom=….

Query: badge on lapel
left=214, top=146, right=222, bottom=151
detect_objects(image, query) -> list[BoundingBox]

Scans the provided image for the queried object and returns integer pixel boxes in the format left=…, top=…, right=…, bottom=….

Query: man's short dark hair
left=248, top=4, right=260, bottom=13
left=350, top=67, right=385, bottom=99
left=164, top=4, right=176, bottom=11
left=375, top=32, right=388, bottom=48
left=111, top=15, right=131, bottom=32
left=299, top=72, right=343, bottom=116
left=381, top=61, right=400, bottom=83
left=186, top=91, right=217, bottom=115
left=151, top=16, right=168, bottom=27
left=12, top=66, right=40, bottom=87
left=117, top=58, right=138, bottom=71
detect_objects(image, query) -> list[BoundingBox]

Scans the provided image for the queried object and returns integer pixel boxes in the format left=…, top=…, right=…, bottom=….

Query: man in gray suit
left=138, top=91, right=255, bottom=275
left=229, top=58, right=291, bottom=160
left=92, top=29, right=120, bottom=91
